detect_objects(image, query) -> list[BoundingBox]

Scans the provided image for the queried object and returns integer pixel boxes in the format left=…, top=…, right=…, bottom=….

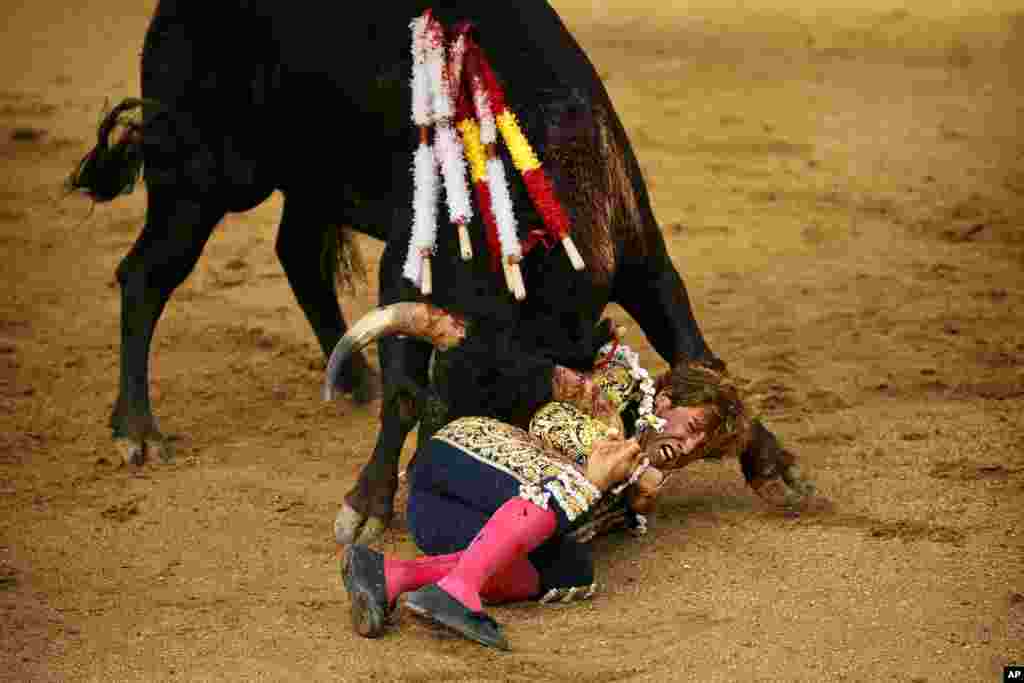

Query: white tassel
left=424, top=20, right=452, bottom=122
left=409, top=17, right=431, bottom=127
left=486, top=156, right=525, bottom=299
left=403, top=141, right=439, bottom=287
left=472, top=77, right=498, bottom=145
left=485, top=157, right=520, bottom=262
left=435, top=123, right=472, bottom=226
left=436, top=123, right=474, bottom=259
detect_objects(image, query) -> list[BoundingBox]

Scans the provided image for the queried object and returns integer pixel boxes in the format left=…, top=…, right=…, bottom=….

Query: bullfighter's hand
left=595, top=406, right=625, bottom=438
left=585, top=436, right=642, bottom=492
left=551, top=366, right=621, bottom=430
left=575, top=371, right=625, bottom=436
left=626, top=466, right=668, bottom=515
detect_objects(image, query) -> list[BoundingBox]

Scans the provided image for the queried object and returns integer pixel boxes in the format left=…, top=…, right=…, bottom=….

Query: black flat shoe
left=341, top=544, right=393, bottom=638
left=404, top=583, right=510, bottom=651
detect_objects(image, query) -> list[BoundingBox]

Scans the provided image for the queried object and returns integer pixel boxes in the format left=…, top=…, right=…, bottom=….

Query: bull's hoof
left=154, top=439, right=176, bottom=463
left=750, top=471, right=816, bottom=510
left=335, top=503, right=388, bottom=545
left=750, top=478, right=791, bottom=507
left=781, top=464, right=816, bottom=498
left=115, top=438, right=146, bottom=467
left=113, top=435, right=176, bottom=467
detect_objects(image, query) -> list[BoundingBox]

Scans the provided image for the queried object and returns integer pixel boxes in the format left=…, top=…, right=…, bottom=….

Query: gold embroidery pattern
left=569, top=490, right=641, bottom=543
left=529, top=402, right=617, bottom=465
left=521, top=472, right=601, bottom=526
left=433, top=417, right=601, bottom=522
left=592, top=363, right=635, bottom=411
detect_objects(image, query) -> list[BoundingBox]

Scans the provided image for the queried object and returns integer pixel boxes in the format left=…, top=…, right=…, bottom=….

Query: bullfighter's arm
left=529, top=401, right=664, bottom=517
left=626, top=467, right=668, bottom=515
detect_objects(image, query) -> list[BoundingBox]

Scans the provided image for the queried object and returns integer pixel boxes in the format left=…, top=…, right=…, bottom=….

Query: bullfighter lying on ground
left=334, top=303, right=807, bottom=651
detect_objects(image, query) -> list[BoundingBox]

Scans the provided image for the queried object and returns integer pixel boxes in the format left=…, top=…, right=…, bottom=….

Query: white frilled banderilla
left=403, top=11, right=584, bottom=300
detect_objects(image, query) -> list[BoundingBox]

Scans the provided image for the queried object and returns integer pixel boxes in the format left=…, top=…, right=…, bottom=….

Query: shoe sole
left=405, top=592, right=510, bottom=651
left=341, top=547, right=387, bottom=638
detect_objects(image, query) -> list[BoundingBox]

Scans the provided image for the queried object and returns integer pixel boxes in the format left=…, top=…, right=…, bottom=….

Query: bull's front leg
left=335, top=334, right=432, bottom=545
left=334, top=237, right=432, bottom=545
left=740, top=419, right=816, bottom=508
left=612, top=245, right=724, bottom=371
left=612, top=238, right=815, bottom=507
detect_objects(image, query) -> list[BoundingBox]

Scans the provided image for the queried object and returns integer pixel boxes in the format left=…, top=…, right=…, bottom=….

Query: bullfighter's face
left=640, top=393, right=720, bottom=468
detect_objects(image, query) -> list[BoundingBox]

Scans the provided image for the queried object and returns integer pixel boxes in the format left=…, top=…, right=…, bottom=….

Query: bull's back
left=136, top=0, right=647, bottom=271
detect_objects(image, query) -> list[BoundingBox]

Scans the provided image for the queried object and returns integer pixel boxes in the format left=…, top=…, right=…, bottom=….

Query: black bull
left=71, top=0, right=810, bottom=544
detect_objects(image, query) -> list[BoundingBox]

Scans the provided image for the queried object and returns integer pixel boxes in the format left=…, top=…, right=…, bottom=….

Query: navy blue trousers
left=406, top=438, right=595, bottom=597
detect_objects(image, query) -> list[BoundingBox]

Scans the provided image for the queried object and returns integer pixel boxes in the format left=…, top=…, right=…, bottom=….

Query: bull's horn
left=322, top=302, right=466, bottom=401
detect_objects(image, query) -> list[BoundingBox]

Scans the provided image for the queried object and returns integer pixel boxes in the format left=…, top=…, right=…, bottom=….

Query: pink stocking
left=437, top=497, right=557, bottom=612
left=386, top=551, right=541, bottom=606
left=480, top=556, right=542, bottom=605
left=385, top=552, right=461, bottom=605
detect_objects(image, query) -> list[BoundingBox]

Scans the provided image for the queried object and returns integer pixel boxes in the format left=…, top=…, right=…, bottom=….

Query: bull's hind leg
left=335, top=238, right=432, bottom=545
left=110, top=189, right=225, bottom=465
left=276, top=194, right=378, bottom=403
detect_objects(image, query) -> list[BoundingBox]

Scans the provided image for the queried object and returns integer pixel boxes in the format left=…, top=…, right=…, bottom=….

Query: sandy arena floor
left=1, top=1, right=1022, bottom=681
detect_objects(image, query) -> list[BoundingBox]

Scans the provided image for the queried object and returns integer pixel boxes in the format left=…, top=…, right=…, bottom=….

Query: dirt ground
left=1, top=1, right=1022, bottom=681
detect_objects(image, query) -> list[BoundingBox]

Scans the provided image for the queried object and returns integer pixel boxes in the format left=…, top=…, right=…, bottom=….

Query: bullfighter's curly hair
left=658, top=362, right=752, bottom=463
